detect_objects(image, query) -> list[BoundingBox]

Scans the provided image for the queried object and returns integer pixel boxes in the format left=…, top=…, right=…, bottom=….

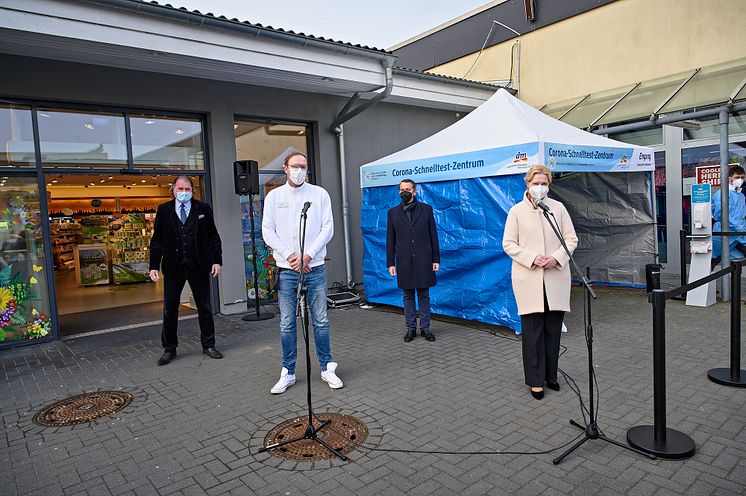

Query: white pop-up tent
left=361, top=88, right=654, bottom=186
left=360, top=89, right=655, bottom=332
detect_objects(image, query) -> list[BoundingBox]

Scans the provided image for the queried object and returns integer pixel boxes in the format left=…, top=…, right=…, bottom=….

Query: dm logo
left=548, top=157, right=556, bottom=168
left=365, top=172, right=372, bottom=181
left=513, top=151, right=528, bottom=164
left=619, top=154, right=628, bottom=165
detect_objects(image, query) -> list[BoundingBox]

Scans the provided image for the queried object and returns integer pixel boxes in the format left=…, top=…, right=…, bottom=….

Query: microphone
left=529, top=187, right=551, bottom=214
left=301, top=201, right=311, bottom=214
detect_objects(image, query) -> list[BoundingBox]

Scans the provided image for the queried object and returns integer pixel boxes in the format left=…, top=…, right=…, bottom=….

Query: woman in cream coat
left=502, top=165, right=578, bottom=400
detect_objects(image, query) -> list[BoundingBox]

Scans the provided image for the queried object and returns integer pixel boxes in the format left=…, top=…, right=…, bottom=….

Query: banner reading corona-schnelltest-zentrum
left=543, top=142, right=654, bottom=173
left=360, top=142, right=540, bottom=188
left=360, top=141, right=653, bottom=188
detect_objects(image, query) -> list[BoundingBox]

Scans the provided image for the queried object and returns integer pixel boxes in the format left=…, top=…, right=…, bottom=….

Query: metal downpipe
left=720, top=109, right=731, bottom=301
left=332, top=62, right=395, bottom=286
left=331, top=63, right=394, bottom=131
left=334, top=124, right=353, bottom=287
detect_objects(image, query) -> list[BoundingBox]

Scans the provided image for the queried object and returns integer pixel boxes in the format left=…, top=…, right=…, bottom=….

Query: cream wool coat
left=502, top=194, right=578, bottom=316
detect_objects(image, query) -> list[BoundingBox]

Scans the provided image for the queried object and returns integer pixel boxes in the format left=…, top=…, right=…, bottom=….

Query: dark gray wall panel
left=393, top=0, right=616, bottom=71
left=0, top=54, right=458, bottom=310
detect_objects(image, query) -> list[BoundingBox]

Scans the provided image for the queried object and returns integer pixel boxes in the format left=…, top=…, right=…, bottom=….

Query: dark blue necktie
left=180, top=203, right=187, bottom=224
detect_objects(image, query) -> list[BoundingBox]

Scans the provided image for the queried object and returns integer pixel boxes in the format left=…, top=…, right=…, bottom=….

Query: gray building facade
left=0, top=0, right=497, bottom=346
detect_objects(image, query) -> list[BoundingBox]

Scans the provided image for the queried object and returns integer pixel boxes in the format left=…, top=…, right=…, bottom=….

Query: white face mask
left=732, top=178, right=744, bottom=190
left=529, top=185, right=549, bottom=201
left=288, top=167, right=307, bottom=186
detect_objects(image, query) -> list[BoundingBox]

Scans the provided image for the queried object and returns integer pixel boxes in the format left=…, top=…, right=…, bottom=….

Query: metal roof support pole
left=592, top=101, right=746, bottom=136
left=729, top=76, right=746, bottom=104
left=558, top=94, right=591, bottom=121
left=332, top=61, right=395, bottom=286
left=720, top=109, right=731, bottom=301
left=588, top=82, right=640, bottom=129
left=650, top=69, right=700, bottom=118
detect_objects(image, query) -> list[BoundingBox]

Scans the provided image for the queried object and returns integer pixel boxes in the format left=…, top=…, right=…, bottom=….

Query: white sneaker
left=270, top=367, right=296, bottom=394
left=321, top=362, right=344, bottom=389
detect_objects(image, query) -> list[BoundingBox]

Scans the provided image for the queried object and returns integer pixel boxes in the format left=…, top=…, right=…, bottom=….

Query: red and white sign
left=696, top=165, right=721, bottom=188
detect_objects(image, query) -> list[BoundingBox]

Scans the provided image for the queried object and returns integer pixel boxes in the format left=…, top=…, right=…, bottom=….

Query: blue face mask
left=175, top=191, right=192, bottom=203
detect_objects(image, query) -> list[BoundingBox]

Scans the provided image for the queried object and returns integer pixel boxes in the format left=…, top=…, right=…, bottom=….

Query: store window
left=234, top=120, right=311, bottom=301
left=654, top=151, right=666, bottom=263
left=130, top=115, right=204, bottom=169
left=681, top=141, right=746, bottom=230
left=47, top=173, right=203, bottom=336
left=0, top=177, right=52, bottom=344
left=683, top=114, right=746, bottom=141
left=37, top=108, right=128, bottom=167
left=609, top=127, right=663, bottom=147
left=0, top=103, right=35, bottom=167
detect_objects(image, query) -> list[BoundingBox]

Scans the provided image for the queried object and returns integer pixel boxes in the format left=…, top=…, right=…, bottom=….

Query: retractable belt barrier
left=626, top=260, right=745, bottom=460
left=676, top=229, right=746, bottom=296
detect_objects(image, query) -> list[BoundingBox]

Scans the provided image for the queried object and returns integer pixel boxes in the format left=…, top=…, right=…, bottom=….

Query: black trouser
left=162, top=263, right=215, bottom=351
left=520, top=291, right=564, bottom=388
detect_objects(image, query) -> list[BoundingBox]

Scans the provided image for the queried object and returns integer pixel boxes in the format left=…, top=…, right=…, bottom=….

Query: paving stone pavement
left=1, top=287, right=745, bottom=495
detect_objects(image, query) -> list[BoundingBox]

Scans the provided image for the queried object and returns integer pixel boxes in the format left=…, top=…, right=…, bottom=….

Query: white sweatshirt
left=261, top=182, right=334, bottom=269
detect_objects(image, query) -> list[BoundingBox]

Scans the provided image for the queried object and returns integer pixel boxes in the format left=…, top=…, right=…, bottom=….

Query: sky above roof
left=171, top=0, right=491, bottom=50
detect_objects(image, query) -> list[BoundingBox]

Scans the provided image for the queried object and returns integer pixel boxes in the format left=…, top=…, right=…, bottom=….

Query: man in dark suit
left=149, top=176, right=223, bottom=365
left=386, top=179, right=440, bottom=342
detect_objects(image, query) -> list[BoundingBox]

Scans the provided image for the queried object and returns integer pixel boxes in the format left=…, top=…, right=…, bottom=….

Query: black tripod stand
left=258, top=202, right=347, bottom=461
left=242, top=192, right=273, bottom=322
left=536, top=206, right=655, bottom=465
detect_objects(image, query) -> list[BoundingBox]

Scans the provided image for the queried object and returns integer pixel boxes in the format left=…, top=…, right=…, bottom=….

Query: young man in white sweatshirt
left=261, top=152, right=343, bottom=393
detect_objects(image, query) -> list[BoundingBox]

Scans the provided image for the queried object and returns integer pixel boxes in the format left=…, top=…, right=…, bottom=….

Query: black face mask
left=400, top=190, right=413, bottom=203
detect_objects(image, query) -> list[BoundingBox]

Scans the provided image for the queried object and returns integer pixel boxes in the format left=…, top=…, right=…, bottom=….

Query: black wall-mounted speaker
left=233, top=160, right=259, bottom=195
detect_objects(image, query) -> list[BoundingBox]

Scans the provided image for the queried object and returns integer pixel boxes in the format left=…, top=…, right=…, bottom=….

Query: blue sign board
left=360, top=143, right=539, bottom=188
left=691, top=183, right=711, bottom=204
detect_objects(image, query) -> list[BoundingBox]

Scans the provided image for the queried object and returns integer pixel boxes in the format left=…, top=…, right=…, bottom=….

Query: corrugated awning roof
left=93, top=0, right=393, bottom=54
left=540, top=58, right=746, bottom=130
left=109, top=1, right=502, bottom=91
left=0, top=0, right=500, bottom=111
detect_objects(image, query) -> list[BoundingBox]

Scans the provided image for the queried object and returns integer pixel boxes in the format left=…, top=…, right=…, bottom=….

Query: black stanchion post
left=672, top=229, right=687, bottom=301
left=653, top=289, right=667, bottom=442
left=627, top=289, right=696, bottom=459
left=733, top=261, right=742, bottom=377
left=707, top=260, right=746, bottom=387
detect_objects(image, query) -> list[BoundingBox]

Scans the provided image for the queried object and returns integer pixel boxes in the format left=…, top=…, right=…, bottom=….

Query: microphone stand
left=538, top=203, right=654, bottom=465
left=258, top=203, right=347, bottom=461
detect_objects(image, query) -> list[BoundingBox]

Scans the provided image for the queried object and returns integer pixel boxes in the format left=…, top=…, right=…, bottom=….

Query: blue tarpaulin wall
left=362, top=175, right=527, bottom=333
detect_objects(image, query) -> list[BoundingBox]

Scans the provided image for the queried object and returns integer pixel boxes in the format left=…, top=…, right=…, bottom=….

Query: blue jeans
left=278, top=266, right=332, bottom=375
left=403, top=287, right=430, bottom=331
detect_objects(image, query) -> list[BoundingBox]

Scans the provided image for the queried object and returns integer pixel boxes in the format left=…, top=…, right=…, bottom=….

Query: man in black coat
left=149, top=176, right=223, bottom=365
left=386, top=179, right=440, bottom=342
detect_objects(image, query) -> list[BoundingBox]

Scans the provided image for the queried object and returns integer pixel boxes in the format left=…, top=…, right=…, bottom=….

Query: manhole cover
left=263, top=413, right=368, bottom=461
left=33, top=391, right=133, bottom=427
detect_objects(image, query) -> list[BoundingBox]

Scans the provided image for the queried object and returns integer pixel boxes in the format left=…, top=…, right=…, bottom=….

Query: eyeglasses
left=287, top=164, right=307, bottom=170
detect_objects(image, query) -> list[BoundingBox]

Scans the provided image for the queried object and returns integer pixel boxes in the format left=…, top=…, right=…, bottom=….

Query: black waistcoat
left=178, top=214, right=197, bottom=268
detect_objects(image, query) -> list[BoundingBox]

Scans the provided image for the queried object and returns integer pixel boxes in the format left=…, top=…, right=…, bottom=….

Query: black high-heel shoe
left=546, top=382, right=560, bottom=391
left=530, top=389, right=544, bottom=400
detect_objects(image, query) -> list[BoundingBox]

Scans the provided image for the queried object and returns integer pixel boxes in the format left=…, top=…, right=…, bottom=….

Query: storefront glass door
left=0, top=177, right=53, bottom=344
left=234, top=120, right=311, bottom=301
left=47, top=173, right=203, bottom=336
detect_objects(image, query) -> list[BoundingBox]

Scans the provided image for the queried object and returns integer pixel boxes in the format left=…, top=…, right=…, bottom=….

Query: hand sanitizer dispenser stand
left=686, top=183, right=716, bottom=307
